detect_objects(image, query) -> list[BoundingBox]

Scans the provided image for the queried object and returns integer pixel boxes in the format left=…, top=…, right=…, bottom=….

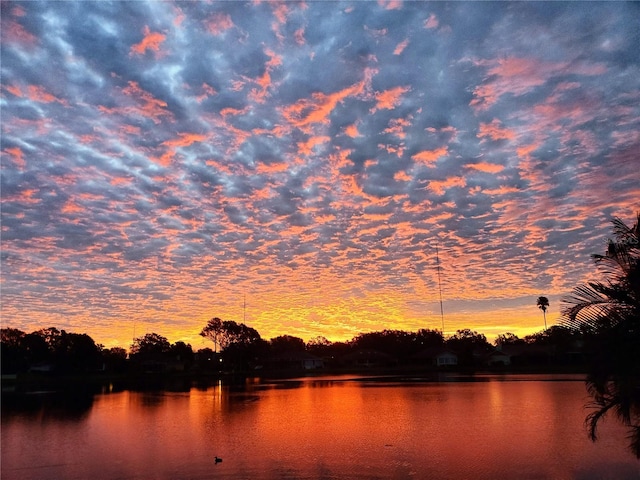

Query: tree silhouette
left=537, top=296, right=549, bottom=330
left=270, top=335, right=306, bottom=354
left=199, top=318, right=264, bottom=371
left=200, top=317, right=223, bottom=353
left=130, top=333, right=171, bottom=357
left=561, top=212, right=640, bottom=458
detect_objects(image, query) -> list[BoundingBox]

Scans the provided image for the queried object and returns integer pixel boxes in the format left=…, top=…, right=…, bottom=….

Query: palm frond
left=628, top=426, right=640, bottom=459
left=585, top=395, right=616, bottom=442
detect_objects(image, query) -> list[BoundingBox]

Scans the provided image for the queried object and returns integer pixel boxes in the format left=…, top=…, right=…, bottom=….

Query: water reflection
left=2, top=375, right=639, bottom=479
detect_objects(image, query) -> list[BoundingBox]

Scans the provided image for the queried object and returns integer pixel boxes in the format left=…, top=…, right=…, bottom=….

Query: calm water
left=2, top=374, right=639, bottom=479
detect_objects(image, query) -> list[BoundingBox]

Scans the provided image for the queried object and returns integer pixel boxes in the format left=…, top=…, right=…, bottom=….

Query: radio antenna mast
left=435, top=243, right=445, bottom=336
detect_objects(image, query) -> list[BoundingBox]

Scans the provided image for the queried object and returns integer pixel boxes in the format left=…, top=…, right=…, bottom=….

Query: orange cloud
left=378, top=0, right=403, bottom=10
left=248, top=48, right=282, bottom=103
left=484, top=185, right=521, bottom=195
left=221, top=106, right=249, bottom=117
left=471, top=56, right=607, bottom=110
left=172, top=6, right=186, bottom=26
left=255, top=162, right=290, bottom=175
left=195, top=83, right=217, bottom=103
left=119, top=81, right=172, bottom=124
left=205, top=13, right=234, bottom=36
left=467, top=162, right=505, bottom=174
left=477, top=119, right=516, bottom=141
left=394, top=170, right=412, bottom=182
left=517, top=143, right=539, bottom=159
left=162, top=132, right=207, bottom=148
left=427, top=176, right=466, bottom=195
left=206, top=12, right=233, bottom=35
left=345, top=124, right=360, bottom=138
left=119, top=124, right=142, bottom=136
left=393, top=39, right=409, bottom=55
left=4, top=147, right=26, bottom=170
left=6, top=84, right=67, bottom=105
left=26, top=85, right=67, bottom=105
left=1, top=19, right=37, bottom=46
left=372, top=85, right=410, bottom=111
left=281, top=79, right=367, bottom=133
left=297, top=136, right=330, bottom=156
left=412, top=147, right=448, bottom=166
left=294, top=28, right=305, bottom=45
left=383, top=117, right=411, bottom=139
left=61, top=201, right=84, bottom=214
left=424, top=13, right=439, bottom=29
left=4, top=84, right=22, bottom=97
left=130, top=26, right=166, bottom=56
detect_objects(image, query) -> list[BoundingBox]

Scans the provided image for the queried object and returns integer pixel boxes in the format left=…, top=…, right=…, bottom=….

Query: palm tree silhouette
left=561, top=212, right=640, bottom=458
left=536, top=296, right=549, bottom=330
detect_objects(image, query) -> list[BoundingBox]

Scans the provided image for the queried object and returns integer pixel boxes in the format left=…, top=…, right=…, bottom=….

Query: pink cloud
left=412, top=147, right=448, bottom=166
left=393, top=39, right=409, bottom=55
left=195, top=83, right=217, bottom=103
left=1, top=19, right=37, bottom=47
left=344, top=124, right=360, bottom=138
left=61, top=201, right=85, bottom=215
left=130, top=26, right=166, bottom=57
left=378, top=0, right=403, bottom=10
left=477, top=119, right=516, bottom=141
left=394, top=170, right=412, bottom=182
left=6, top=84, right=67, bottom=105
left=280, top=76, right=370, bottom=133
left=372, top=85, right=410, bottom=111
left=100, top=81, right=173, bottom=124
left=470, top=56, right=608, bottom=110
left=424, top=13, right=439, bottom=29
left=205, top=13, right=234, bottom=35
left=172, top=6, right=186, bottom=26
left=294, top=28, right=306, bottom=45
left=162, top=132, right=207, bottom=148
left=427, top=176, right=466, bottom=195
left=467, top=162, right=505, bottom=174
left=297, top=135, right=330, bottom=156
left=3, top=147, right=26, bottom=170
left=383, top=117, right=412, bottom=139
left=248, top=48, right=282, bottom=103
left=255, top=162, right=290, bottom=175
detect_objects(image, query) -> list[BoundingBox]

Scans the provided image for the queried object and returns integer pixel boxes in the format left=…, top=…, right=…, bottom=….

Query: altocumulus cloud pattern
left=1, top=1, right=639, bottom=347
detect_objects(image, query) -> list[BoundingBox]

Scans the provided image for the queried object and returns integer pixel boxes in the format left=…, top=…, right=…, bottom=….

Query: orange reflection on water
left=2, top=377, right=637, bottom=479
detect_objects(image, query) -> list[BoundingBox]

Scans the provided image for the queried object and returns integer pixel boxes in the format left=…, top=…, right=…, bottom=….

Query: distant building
left=341, top=349, right=398, bottom=368
left=414, top=348, right=458, bottom=367
left=266, top=351, right=324, bottom=371
left=485, top=349, right=511, bottom=366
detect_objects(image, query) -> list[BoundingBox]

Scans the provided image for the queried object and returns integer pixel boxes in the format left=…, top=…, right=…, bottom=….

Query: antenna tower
left=435, top=243, right=445, bottom=336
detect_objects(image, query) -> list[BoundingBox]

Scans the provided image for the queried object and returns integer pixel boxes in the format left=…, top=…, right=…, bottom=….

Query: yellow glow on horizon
left=60, top=297, right=559, bottom=351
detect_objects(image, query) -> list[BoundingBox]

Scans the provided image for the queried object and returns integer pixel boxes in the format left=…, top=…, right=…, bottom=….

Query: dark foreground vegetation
left=1, top=323, right=589, bottom=381
left=2, top=213, right=638, bottom=458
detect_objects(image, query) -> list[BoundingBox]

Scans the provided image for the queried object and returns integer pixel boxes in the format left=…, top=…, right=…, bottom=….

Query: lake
left=2, top=374, right=639, bottom=479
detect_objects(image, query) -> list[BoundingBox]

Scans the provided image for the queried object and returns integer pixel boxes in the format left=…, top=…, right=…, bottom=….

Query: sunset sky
left=1, top=1, right=638, bottom=349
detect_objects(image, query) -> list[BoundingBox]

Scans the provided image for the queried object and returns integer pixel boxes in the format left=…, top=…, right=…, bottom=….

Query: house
left=413, top=348, right=458, bottom=367
left=485, top=349, right=511, bottom=366
left=267, top=351, right=325, bottom=371
left=434, top=350, right=458, bottom=367
left=341, top=349, right=398, bottom=368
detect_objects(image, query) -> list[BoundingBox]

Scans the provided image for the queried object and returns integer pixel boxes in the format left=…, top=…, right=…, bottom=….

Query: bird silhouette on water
left=215, top=456, right=223, bottom=464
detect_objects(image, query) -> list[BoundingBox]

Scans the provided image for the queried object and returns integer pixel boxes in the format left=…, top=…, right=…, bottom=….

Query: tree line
left=1, top=321, right=587, bottom=377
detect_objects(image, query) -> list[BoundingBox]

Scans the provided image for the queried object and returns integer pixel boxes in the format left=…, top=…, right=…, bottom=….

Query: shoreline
left=1, top=364, right=589, bottom=394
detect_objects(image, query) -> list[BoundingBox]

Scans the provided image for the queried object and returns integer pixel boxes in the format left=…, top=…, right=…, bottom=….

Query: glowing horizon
left=1, top=1, right=638, bottom=350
